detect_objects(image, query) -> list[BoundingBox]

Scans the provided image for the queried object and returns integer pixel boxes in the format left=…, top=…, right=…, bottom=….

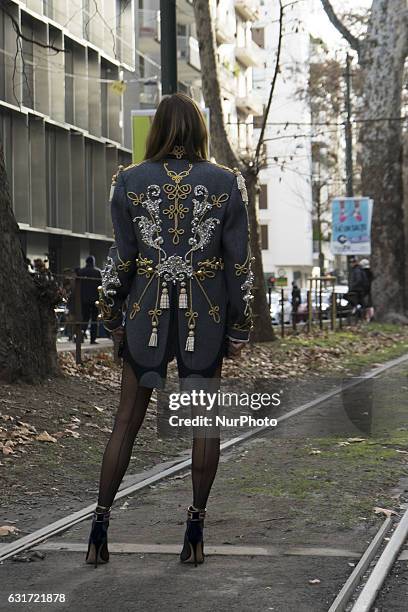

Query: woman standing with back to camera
left=86, top=93, right=253, bottom=567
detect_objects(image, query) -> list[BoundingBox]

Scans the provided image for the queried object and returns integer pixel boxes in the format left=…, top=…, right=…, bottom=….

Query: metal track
left=1, top=352, right=408, bottom=564
left=350, top=505, right=408, bottom=612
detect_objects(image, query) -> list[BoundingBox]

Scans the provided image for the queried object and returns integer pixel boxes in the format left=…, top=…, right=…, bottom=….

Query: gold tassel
left=185, top=330, right=195, bottom=352
left=160, top=283, right=169, bottom=309
left=179, top=282, right=188, bottom=309
left=148, top=325, right=158, bottom=347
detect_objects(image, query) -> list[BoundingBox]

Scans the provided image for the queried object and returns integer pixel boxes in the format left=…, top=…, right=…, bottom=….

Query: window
left=64, top=38, right=74, bottom=124
left=252, top=27, right=265, bottom=48
left=45, top=126, right=57, bottom=227
left=253, top=113, right=265, bottom=129
left=43, top=0, right=54, bottom=19
left=259, top=184, right=268, bottom=209
left=261, top=225, right=269, bottom=250
left=21, top=16, right=34, bottom=109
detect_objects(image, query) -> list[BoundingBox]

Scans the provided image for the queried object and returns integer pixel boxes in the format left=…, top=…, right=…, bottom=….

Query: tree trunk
left=0, top=144, right=58, bottom=382
left=358, top=0, right=408, bottom=318
left=243, top=168, right=274, bottom=341
left=193, top=0, right=274, bottom=341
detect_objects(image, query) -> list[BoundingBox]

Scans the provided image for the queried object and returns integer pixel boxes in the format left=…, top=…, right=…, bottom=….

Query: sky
left=308, top=0, right=372, bottom=52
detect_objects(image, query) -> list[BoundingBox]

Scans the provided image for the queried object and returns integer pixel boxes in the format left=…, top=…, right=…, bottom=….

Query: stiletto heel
left=180, top=505, right=206, bottom=566
left=85, top=507, right=110, bottom=568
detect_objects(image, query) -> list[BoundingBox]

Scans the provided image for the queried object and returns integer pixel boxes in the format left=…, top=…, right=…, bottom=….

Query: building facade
left=252, top=0, right=313, bottom=288
left=0, top=0, right=134, bottom=272
left=123, top=0, right=264, bottom=155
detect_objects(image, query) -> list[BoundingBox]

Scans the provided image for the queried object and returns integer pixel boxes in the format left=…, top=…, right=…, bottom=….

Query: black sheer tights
left=97, top=360, right=222, bottom=511
left=97, top=361, right=152, bottom=508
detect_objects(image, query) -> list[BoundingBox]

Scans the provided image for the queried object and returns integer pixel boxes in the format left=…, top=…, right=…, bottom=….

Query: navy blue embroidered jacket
left=98, top=157, right=254, bottom=376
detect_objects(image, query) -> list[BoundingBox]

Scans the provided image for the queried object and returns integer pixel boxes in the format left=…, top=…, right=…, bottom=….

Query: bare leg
left=97, top=361, right=153, bottom=508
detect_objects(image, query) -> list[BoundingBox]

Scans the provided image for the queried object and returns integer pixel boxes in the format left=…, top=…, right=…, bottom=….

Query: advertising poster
left=331, top=197, right=373, bottom=255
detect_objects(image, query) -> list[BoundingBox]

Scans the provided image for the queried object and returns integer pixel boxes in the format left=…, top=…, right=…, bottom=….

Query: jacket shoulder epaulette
left=210, top=160, right=235, bottom=174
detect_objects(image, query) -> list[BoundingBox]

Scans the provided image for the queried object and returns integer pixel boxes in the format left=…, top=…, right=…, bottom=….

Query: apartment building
left=253, top=0, right=313, bottom=288
left=123, top=0, right=264, bottom=155
left=214, top=0, right=264, bottom=154
left=0, top=0, right=135, bottom=272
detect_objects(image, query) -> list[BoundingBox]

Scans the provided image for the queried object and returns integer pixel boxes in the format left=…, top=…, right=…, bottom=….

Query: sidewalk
left=0, top=436, right=356, bottom=612
left=1, top=360, right=408, bottom=611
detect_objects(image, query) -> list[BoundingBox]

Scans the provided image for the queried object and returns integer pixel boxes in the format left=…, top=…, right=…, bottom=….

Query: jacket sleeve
left=98, top=171, right=138, bottom=331
left=221, top=171, right=254, bottom=341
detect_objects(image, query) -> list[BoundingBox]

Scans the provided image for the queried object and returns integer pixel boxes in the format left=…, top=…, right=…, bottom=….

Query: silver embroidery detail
left=101, top=253, right=121, bottom=301
left=236, top=172, right=248, bottom=205
left=156, top=255, right=193, bottom=283
left=134, top=216, right=164, bottom=251
left=192, top=185, right=212, bottom=217
left=132, top=184, right=164, bottom=252
left=241, top=259, right=255, bottom=314
left=188, top=217, right=220, bottom=252
left=144, top=184, right=161, bottom=222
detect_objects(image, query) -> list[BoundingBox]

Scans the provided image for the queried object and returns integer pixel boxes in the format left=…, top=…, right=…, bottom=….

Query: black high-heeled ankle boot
left=180, top=505, right=206, bottom=566
left=85, top=506, right=110, bottom=568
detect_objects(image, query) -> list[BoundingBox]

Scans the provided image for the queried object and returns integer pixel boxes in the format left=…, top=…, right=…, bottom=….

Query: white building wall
left=253, top=0, right=313, bottom=287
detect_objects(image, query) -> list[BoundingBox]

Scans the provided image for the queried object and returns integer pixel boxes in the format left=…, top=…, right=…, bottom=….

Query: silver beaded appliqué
left=101, top=254, right=121, bottom=300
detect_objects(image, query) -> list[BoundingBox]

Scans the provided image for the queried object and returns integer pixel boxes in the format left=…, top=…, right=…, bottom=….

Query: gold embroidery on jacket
left=136, top=256, right=154, bottom=278
left=163, top=163, right=193, bottom=244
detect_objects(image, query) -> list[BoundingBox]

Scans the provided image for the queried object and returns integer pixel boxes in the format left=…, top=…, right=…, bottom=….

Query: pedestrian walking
left=77, top=256, right=102, bottom=344
left=291, top=281, right=301, bottom=320
left=87, top=93, right=253, bottom=567
left=359, top=258, right=374, bottom=321
left=348, top=257, right=368, bottom=317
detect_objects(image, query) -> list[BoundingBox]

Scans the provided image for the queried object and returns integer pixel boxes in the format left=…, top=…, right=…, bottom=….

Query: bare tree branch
left=320, top=0, right=360, bottom=53
left=254, top=0, right=284, bottom=174
left=1, top=1, right=65, bottom=53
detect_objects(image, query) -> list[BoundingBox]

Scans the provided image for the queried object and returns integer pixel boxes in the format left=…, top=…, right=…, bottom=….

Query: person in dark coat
left=348, top=257, right=368, bottom=312
left=291, top=282, right=301, bottom=314
left=77, top=255, right=102, bottom=344
left=359, top=258, right=374, bottom=321
left=86, top=93, right=253, bottom=568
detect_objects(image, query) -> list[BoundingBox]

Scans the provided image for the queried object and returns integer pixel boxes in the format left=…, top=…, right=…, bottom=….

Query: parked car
left=295, top=290, right=332, bottom=322
left=267, top=291, right=292, bottom=325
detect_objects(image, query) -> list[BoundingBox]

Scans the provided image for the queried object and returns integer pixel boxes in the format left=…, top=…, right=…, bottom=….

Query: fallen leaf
left=347, top=438, right=366, bottom=443
left=374, top=507, right=397, bottom=518
left=36, top=431, right=57, bottom=443
left=308, top=578, right=321, bottom=585
left=309, top=449, right=322, bottom=455
left=0, top=525, right=20, bottom=536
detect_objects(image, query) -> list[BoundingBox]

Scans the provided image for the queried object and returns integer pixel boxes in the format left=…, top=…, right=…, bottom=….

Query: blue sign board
left=331, top=197, right=373, bottom=255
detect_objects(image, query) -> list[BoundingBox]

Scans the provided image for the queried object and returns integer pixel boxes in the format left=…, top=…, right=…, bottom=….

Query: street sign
left=331, top=197, right=373, bottom=255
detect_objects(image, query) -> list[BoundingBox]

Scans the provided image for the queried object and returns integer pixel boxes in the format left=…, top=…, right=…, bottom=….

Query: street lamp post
left=160, top=0, right=178, bottom=95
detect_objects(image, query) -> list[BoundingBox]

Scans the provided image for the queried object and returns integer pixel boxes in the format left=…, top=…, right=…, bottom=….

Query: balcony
left=235, top=40, right=265, bottom=67
left=219, top=65, right=237, bottom=95
left=236, top=93, right=264, bottom=116
left=216, top=16, right=236, bottom=44
left=234, top=0, right=260, bottom=21
left=137, top=9, right=161, bottom=55
left=177, top=35, right=201, bottom=80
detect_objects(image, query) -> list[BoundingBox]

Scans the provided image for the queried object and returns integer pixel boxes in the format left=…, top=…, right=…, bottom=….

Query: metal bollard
left=331, top=292, right=337, bottom=331
left=74, top=276, right=82, bottom=365
left=307, top=289, right=312, bottom=333
left=280, top=288, right=285, bottom=338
